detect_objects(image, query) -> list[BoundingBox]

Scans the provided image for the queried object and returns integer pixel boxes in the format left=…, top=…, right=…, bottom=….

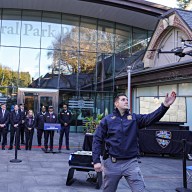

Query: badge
left=53, top=115, right=55, bottom=118
left=127, top=115, right=132, bottom=120
left=67, top=113, right=69, bottom=115
left=111, top=157, right=117, bottom=163
left=156, top=130, right=172, bottom=148
left=111, top=116, right=116, bottom=119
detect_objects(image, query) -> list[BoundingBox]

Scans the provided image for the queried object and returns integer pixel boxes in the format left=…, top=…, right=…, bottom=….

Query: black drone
left=148, top=40, right=192, bottom=57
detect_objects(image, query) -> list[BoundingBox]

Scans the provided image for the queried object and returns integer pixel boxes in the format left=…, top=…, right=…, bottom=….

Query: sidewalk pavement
left=0, top=130, right=192, bottom=192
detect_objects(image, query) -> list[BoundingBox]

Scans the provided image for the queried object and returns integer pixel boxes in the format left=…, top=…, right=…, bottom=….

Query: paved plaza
left=0, top=131, right=192, bottom=192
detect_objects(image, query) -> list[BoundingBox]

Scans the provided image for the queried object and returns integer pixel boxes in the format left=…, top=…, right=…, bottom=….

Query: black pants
left=10, top=126, right=20, bottom=148
left=20, top=123, right=25, bottom=143
left=37, top=129, right=44, bottom=146
left=25, top=128, right=34, bottom=150
left=0, top=127, right=7, bottom=147
left=44, top=130, right=54, bottom=149
left=59, top=126, right=70, bottom=149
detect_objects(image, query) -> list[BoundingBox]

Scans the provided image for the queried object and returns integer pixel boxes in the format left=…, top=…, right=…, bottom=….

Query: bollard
left=175, top=139, right=192, bottom=192
left=10, top=128, right=22, bottom=163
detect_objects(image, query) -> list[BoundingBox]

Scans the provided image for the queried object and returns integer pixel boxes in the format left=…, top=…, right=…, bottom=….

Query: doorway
left=17, top=88, right=59, bottom=114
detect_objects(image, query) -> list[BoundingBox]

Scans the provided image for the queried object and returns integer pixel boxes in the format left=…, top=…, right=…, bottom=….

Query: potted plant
left=84, top=113, right=103, bottom=134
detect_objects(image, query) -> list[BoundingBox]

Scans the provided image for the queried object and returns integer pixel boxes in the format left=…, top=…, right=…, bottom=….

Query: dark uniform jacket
left=19, top=109, right=27, bottom=123
left=44, top=112, right=57, bottom=124
left=0, top=109, right=9, bottom=127
left=59, top=110, right=72, bottom=126
left=36, top=112, right=47, bottom=129
left=92, top=103, right=169, bottom=164
left=10, top=110, right=22, bottom=127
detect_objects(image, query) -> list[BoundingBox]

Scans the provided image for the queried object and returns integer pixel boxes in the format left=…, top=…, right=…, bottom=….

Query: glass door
left=24, top=92, right=38, bottom=114
left=17, top=88, right=59, bottom=115
left=40, top=96, right=53, bottom=110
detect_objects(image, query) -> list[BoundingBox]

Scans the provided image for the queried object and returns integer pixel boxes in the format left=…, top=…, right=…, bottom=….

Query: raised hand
left=163, top=91, right=176, bottom=107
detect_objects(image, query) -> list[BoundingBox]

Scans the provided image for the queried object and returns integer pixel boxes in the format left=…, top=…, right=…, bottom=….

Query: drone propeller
left=183, top=50, right=192, bottom=57
left=147, top=48, right=183, bottom=54
left=171, top=47, right=184, bottom=53
left=147, top=49, right=158, bottom=52
left=146, top=46, right=192, bottom=57
left=146, top=38, right=192, bottom=57
left=181, top=39, right=192, bottom=42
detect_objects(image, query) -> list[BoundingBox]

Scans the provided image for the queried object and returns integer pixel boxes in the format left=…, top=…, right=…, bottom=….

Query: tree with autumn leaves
left=0, top=64, right=31, bottom=95
left=46, top=26, right=115, bottom=75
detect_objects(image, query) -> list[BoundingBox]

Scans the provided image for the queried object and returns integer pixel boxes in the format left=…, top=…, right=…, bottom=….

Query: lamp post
left=127, top=66, right=131, bottom=110
left=176, top=139, right=192, bottom=192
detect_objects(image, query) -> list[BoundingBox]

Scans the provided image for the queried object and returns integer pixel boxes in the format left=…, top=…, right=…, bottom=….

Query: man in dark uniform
left=19, top=104, right=26, bottom=144
left=9, top=104, right=22, bottom=150
left=92, top=92, right=176, bottom=192
left=58, top=104, right=72, bottom=151
left=0, top=103, right=10, bottom=150
left=36, top=106, right=47, bottom=146
left=44, top=106, right=57, bottom=152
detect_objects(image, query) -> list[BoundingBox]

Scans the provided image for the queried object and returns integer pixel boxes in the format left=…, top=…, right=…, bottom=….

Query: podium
left=42, top=123, right=61, bottom=153
left=66, top=151, right=102, bottom=189
left=44, top=123, right=61, bottom=131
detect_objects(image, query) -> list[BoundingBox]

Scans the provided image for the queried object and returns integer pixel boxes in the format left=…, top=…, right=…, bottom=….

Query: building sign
left=77, top=100, right=85, bottom=108
left=1, top=22, right=70, bottom=38
left=44, top=123, right=61, bottom=130
left=1, top=21, right=97, bottom=41
left=69, top=100, right=94, bottom=109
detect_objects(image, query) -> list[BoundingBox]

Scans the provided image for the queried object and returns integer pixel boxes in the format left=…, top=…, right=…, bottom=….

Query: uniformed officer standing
left=44, top=106, right=57, bottom=152
left=19, top=104, right=26, bottom=144
left=58, top=104, right=72, bottom=151
left=36, top=106, right=47, bottom=146
left=92, top=92, right=176, bottom=192
left=0, top=103, right=9, bottom=150
left=25, top=110, right=36, bottom=150
left=9, top=104, right=22, bottom=150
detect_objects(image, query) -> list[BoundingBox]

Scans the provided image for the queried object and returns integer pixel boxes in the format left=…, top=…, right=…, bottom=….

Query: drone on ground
left=148, top=40, right=192, bottom=57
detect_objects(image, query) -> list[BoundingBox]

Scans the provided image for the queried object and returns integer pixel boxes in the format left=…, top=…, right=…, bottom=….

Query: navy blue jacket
left=0, top=109, right=10, bottom=128
left=19, top=109, right=27, bottom=123
left=36, top=112, right=47, bottom=130
left=44, top=112, right=57, bottom=124
left=92, top=103, right=169, bottom=164
left=10, top=110, right=22, bottom=127
left=59, top=110, right=72, bottom=126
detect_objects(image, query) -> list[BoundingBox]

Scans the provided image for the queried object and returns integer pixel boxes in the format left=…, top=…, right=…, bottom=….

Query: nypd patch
left=156, top=130, right=172, bottom=148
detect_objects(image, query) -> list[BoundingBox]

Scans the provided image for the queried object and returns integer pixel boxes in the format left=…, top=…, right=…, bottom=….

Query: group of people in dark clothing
left=0, top=103, right=72, bottom=151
